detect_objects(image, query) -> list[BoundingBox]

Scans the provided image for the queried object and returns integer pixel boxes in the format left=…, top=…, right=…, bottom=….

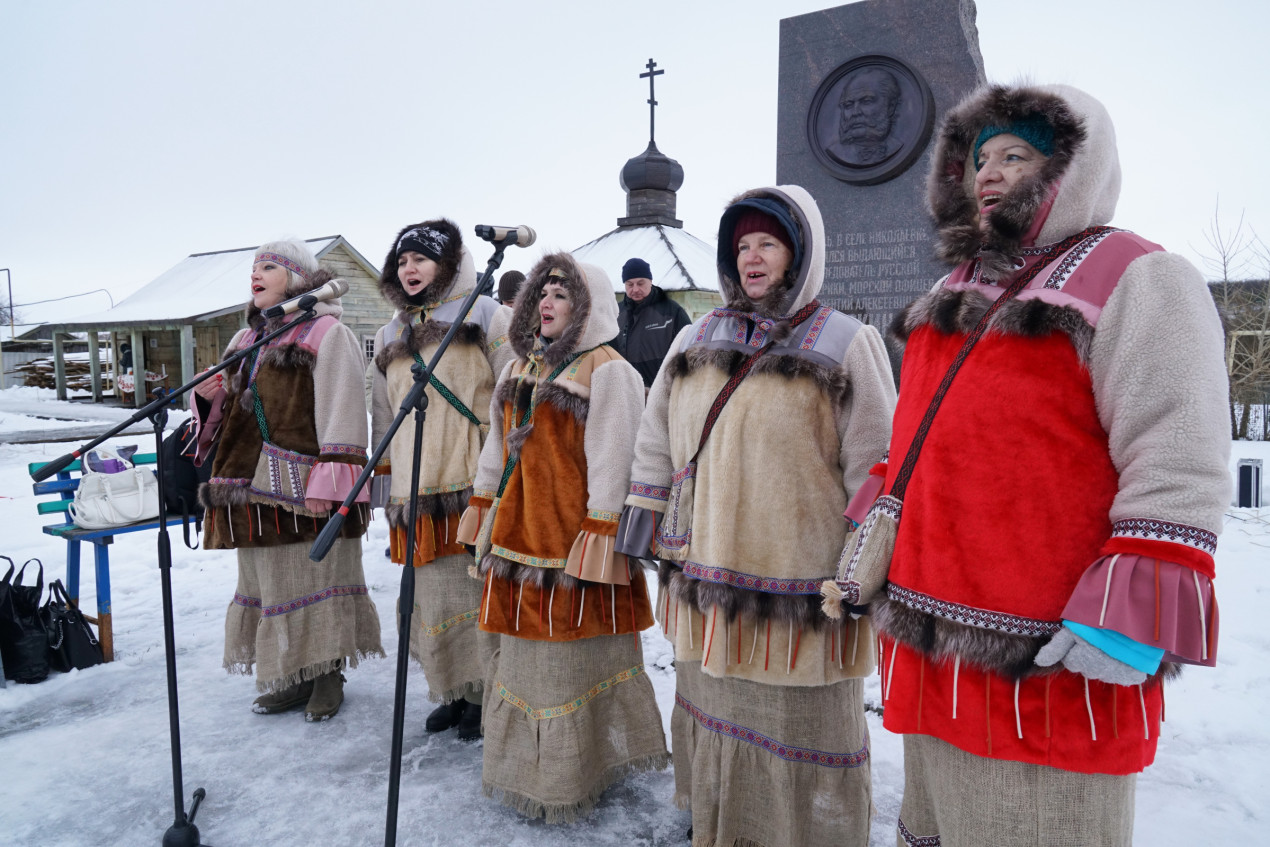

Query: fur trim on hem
left=482, top=752, right=671, bottom=824
left=479, top=551, right=619, bottom=593
left=384, top=488, right=472, bottom=524
left=659, top=561, right=830, bottom=632
left=873, top=595, right=1185, bottom=683
left=893, top=286, right=1095, bottom=363
left=665, top=345, right=852, bottom=408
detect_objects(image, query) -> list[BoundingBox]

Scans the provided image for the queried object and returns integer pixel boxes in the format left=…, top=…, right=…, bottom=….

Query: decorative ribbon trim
left=675, top=692, right=869, bottom=768
left=498, top=664, right=646, bottom=720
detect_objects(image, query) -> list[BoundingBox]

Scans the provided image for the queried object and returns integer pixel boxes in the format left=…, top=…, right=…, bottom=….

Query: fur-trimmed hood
left=508, top=252, right=619, bottom=367
left=928, top=84, right=1121, bottom=279
left=377, top=218, right=476, bottom=312
left=715, top=185, right=825, bottom=318
left=247, top=268, right=342, bottom=331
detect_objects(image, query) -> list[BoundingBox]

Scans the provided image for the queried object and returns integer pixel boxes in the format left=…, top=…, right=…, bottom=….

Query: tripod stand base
left=162, top=822, right=202, bottom=847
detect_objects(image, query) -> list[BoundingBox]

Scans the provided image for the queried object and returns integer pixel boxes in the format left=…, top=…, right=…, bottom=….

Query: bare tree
left=1202, top=202, right=1270, bottom=439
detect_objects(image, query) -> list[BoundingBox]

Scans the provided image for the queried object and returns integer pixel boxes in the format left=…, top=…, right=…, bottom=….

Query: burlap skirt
left=224, top=536, right=384, bottom=692
left=896, top=733, right=1136, bottom=847
left=482, top=632, right=670, bottom=823
left=404, top=553, right=497, bottom=703
left=672, top=661, right=872, bottom=847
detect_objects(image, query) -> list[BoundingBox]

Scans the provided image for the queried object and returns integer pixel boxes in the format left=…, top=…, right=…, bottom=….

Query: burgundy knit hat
left=731, top=208, right=794, bottom=256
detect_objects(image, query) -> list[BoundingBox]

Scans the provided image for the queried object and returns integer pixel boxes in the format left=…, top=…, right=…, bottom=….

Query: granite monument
left=778, top=0, right=985, bottom=332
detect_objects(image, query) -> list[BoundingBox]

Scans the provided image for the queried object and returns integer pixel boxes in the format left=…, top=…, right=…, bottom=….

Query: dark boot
left=456, top=702, right=482, bottom=741
left=304, top=671, right=345, bottom=722
left=425, top=698, right=467, bottom=732
left=252, top=679, right=314, bottom=714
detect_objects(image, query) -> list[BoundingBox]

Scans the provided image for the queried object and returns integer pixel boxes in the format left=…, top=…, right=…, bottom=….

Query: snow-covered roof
left=0, top=323, right=44, bottom=343
left=573, top=225, right=719, bottom=293
left=44, top=236, right=373, bottom=329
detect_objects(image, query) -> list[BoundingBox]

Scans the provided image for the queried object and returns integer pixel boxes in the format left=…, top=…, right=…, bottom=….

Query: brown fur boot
left=303, top=671, right=345, bottom=722
left=252, top=679, right=314, bottom=715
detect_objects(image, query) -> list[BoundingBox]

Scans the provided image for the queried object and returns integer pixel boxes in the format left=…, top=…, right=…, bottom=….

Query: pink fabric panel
left=1063, top=553, right=1218, bottom=667
left=1055, top=231, right=1162, bottom=315
left=304, top=460, right=370, bottom=504
left=844, top=472, right=886, bottom=526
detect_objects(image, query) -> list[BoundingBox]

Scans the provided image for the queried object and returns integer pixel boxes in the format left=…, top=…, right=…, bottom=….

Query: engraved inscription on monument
left=806, top=55, right=934, bottom=187
left=822, top=226, right=931, bottom=330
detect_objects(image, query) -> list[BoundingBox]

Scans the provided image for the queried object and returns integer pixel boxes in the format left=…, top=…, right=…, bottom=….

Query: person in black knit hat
left=613, top=257, right=690, bottom=388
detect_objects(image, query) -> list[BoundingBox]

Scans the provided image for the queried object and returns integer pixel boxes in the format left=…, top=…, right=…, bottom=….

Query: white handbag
left=67, top=449, right=162, bottom=529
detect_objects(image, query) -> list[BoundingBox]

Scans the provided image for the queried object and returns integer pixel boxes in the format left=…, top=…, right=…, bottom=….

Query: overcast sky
left=2, top=0, right=1267, bottom=324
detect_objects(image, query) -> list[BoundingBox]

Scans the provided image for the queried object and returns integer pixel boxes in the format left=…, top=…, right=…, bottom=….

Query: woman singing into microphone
left=196, top=237, right=384, bottom=722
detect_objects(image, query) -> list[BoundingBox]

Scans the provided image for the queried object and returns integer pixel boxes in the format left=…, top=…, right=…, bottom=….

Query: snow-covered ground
left=0, top=387, right=1267, bottom=846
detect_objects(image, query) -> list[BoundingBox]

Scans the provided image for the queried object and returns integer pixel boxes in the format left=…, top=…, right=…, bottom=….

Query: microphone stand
left=308, top=232, right=517, bottom=847
left=31, top=308, right=323, bottom=847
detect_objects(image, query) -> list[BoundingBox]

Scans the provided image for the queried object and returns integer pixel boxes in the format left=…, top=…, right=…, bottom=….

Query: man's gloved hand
left=1034, top=627, right=1147, bottom=686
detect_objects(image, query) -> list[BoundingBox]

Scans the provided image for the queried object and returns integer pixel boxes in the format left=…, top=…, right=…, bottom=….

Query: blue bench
left=29, top=453, right=189, bottom=662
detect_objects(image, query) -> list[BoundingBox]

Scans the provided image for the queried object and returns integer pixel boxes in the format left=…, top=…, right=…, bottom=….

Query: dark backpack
left=161, top=419, right=215, bottom=547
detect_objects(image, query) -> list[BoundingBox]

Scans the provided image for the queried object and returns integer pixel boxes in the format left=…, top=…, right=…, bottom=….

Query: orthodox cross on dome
left=640, top=57, right=664, bottom=144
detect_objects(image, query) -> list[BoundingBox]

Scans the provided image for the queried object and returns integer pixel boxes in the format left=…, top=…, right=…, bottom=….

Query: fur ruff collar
left=928, top=85, right=1087, bottom=279
left=377, top=218, right=465, bottom=312
left=891, top=286, right=1095, bottom=364
left=508, top=252, right=594, bottom=368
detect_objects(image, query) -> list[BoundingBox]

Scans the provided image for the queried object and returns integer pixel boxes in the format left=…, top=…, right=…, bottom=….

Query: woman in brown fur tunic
left=369, top=219, right=508, bottom=739
left=456, top=253, right=669, bottom=822
left=619, top=187, right=896, bottom=846
left=195, top=238, right=383, bottom=721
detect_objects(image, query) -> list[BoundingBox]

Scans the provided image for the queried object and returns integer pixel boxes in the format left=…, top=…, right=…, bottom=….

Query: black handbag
left=42, top=579, right=105, bottom=673
left=0, top=557, right=50, bottom=683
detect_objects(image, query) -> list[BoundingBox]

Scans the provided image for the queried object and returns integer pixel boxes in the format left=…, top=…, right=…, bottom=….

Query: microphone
left=474, top=225, right=536, bottom=248
left=262, top=278, right=349, bottom=319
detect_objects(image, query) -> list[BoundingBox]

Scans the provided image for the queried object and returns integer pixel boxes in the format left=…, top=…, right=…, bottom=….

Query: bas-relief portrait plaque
left=806, top=55, right=935, bottom=186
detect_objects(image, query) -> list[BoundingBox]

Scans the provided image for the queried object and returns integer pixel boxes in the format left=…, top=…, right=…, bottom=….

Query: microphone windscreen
left=517, top=226, right=537, bottom=248
left=327, top=278, right=350, bottom=298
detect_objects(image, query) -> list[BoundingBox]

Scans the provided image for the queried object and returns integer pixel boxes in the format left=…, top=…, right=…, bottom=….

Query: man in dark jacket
left=614, top=258, right=691, bottom=388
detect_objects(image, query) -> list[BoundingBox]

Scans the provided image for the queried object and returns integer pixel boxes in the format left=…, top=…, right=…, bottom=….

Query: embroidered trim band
left=629, top=481, right=671, bottom=501
left=676, top=693, right=870, bottom=768
left=255, top=251, right=311, bottom=281
left=1111, top=518, right=1217, bottom=555
left=681, top=561, right=830, bottom=595
left=258, top=584, right=369, bottom=618
left=491, top=545, right=567, bottom=569
left=418, top=607, right=479, bottom=637
left=499, top=665, right=646, bottom=719
left=887, top=583, right=1061, bottom=637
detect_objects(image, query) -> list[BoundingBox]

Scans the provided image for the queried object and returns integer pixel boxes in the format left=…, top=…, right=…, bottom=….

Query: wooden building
left=43, top=236, right=388, bottom=407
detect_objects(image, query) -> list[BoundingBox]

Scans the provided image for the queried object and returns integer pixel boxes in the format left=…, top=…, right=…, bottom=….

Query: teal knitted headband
left=973, top=114, right=1055, bottom=164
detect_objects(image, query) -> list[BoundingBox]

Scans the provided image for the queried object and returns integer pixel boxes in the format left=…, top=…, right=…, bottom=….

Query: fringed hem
left=422, top=678, right=487, bottom=705
left=482, top=751, right=671, bottom=823
left=250, top=649, right=385, bottom=694
left=692, top=835, right=769, bottom=847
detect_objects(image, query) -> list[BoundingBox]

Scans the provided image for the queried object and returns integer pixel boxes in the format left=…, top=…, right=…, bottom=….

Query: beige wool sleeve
left=626, top=324, right=695, bottom=512
left=471, top=358, right=516, bottom=500
left=582, top=358, right=646, bottom=519
left=485, top=304, right=517, bottom=379
left=836, top=323, right=897, bottom=497
left=1088, top=251, right=1231, bottom=533
left=369, top=325, right=393, bottom=469
left=312, top=322, right=370, bottom=457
